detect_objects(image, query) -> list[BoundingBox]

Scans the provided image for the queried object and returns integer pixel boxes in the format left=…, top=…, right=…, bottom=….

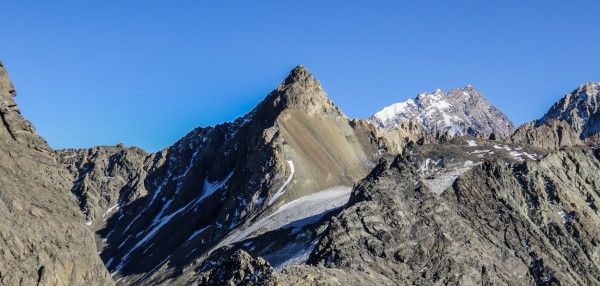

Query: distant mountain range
left=1, top=60, right=599, bottom=285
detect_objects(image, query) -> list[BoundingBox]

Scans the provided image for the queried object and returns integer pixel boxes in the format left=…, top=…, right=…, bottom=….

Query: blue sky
left=1, top=1, right=598, bottom=152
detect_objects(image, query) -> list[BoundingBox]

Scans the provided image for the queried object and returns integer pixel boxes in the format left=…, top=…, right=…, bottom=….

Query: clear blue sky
left=1, top=1, right=598, bottom=152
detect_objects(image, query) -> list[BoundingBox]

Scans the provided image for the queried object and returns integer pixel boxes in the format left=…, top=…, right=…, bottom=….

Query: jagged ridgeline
left=1, top=59, right=600, bottom=286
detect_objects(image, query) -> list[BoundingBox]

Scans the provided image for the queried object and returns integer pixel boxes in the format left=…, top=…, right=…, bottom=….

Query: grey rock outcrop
left=370, top=86, right=515, bottom=138
left=0, top=61, right=114, bottom=285
left=511, top=119, right=583, bottom=150
left=0, top=61, right=49, bottom=151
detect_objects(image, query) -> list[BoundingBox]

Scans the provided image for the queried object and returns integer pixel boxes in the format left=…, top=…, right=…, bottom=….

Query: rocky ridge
left=302, top=146, right=600, bottom=285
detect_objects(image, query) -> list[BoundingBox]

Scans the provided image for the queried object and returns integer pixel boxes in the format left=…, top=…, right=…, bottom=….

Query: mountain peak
left=285, top=64, right=310, bottom=81
left=371, top=86, right=515, bottom=137
left=277, top=64, right=321, bottom=93
left=538, top=81, right=600, bottom=139
left=579, top=81, right=599, bottom=94
left=257, top=65, right=338, bottom=116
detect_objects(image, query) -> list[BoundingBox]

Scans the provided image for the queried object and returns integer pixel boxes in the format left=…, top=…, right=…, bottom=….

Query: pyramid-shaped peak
left=279, top=64, right=319, bottom=90
left=261, top=65, right=339, bottom=115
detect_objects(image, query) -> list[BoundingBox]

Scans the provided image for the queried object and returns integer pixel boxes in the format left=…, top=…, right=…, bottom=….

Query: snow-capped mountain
left=370, top=86, right=515, bottom=138
left=539, top=82, right=600, bottom=139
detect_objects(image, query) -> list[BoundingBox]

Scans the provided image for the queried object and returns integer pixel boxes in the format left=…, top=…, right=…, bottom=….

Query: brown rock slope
left=0, top=61, right=114, bottom=285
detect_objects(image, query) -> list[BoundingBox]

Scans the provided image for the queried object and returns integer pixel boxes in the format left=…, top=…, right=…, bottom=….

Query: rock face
left=512, top=82, right=600, bottom=149
left=0, top=61, right=114, bottom=285
left=370, top=86, right=515, bottom=138
left=511, top=119, right=583, bottom=150
left=0, top=61, right=49, bottom=151
left=196, top=140, right=600, bottom=285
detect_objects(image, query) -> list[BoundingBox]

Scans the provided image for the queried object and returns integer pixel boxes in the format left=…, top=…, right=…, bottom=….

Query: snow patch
left=231, top=186, right=352, bottom=244
left=113, top=171, right=233, bottom=274
left=423, top=167, right=472, bottom=195
left=264, top=239, right=321, bottom=271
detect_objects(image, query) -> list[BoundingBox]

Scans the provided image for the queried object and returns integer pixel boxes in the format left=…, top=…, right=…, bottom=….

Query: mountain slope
left=201, top=141, right=599, bottom=285
left=371, top=86, right=515, bottom=138
left=0, top=61, right=114, bottom=285
left=59, top=65, right=412, bottom=285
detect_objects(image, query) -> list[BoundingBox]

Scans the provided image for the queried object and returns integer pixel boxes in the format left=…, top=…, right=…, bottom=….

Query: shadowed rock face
left=0, top=61, right=114, bottom=285
left=371, top=86, right=515, bottom=138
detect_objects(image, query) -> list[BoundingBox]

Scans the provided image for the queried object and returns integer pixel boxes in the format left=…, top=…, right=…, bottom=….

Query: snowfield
left=230, top=186, right=353, bottom=244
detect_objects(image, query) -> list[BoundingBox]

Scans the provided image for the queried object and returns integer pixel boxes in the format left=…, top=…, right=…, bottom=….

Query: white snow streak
left=186, top=226, right=210, bottom=243
left=268, top=160, right=295, bottom=205
left=102, top=203, right=120, bottom=222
